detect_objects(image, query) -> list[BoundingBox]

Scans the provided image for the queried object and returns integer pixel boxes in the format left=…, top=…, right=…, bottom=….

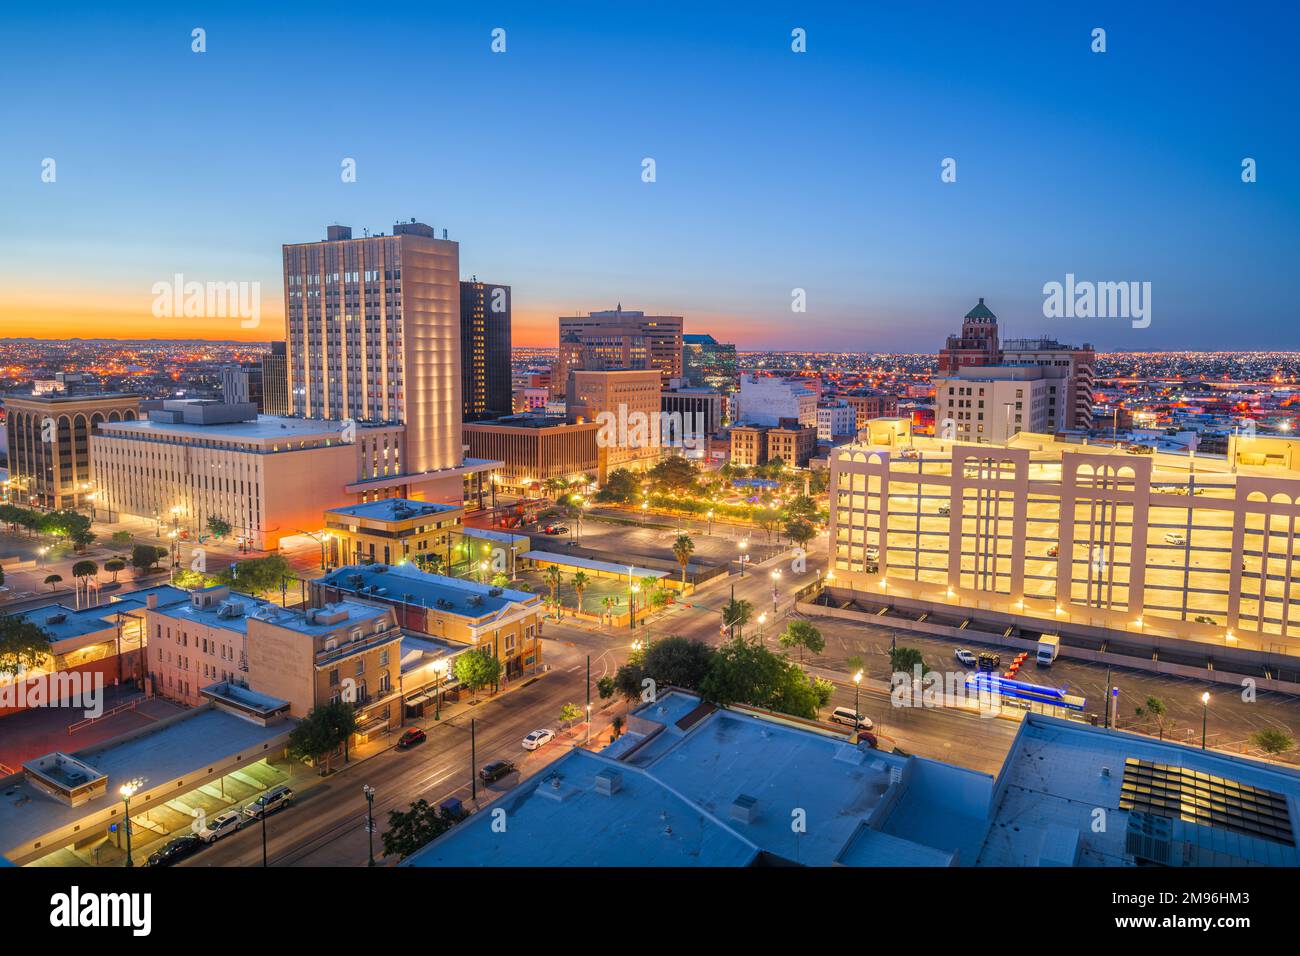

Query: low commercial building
left=324, top=498, right=463, bottom=569
left=734, top=373, right=816, bottom=428
left=312, top=563, right=544, bottom=680
left=816, top=400, right=857, bottom=441
left=767, top=421, right=818, bottom=467
left=3, top=392, right=141, bottom=510
left=729, top=424, right=768, bottom=467
left=829, top=428, right=1300, bottom=654
left=462, top=414, right=604, bottom=494
left=840, top=391, right=900, bottom=429
left=932, top=366, right=1050, bottom=443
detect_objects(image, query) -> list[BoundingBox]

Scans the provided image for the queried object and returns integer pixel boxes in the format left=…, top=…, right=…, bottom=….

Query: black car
left=146, top=835, right=203, bottom=867
left=479, top=760, right=517, bottom=784
left=397, top=728, right=427, bottom=749
left=976, top=652, right=1001, bottom=672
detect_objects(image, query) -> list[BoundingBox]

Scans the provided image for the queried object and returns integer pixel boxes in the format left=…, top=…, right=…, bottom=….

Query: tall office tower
left=1001, top=337, right=1096, bottom=431
left=283, top=222, right=462, bottom=475
left=682, top=333, right=738, bottom=390
left=220, top=362, right=264, bottom=410
left=261, top=341, right=289, bottom=416
left=460, top=279, right=512, bottom=421
left=937, top=298, right=1001, bottom=374
left=556, top=305, right=684, bottom=386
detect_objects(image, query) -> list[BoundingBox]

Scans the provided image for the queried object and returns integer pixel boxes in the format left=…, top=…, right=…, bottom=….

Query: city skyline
left=3, top=3, right=1299, bottom=351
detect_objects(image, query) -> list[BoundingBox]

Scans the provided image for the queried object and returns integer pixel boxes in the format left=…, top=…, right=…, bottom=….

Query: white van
left=1164, top=532, right=1187, bottom=546
left=830, top=706, right=873, bottom=731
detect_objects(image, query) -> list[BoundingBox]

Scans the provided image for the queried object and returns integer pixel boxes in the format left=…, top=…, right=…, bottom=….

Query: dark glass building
left=461, top=279, right=512, bottom=421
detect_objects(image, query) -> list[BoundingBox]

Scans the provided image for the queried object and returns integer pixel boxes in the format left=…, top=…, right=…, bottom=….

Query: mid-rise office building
left=817, top=400, right=857, bottom=441
left=220, top=363, right=264, bottom=411
left=283, top=222, right=462, bottom=481
left=555, top=306, right=684, bottom=388
left=1001, top=336, right=1096, bottom=431
left=682, top=333, right=738, bottom=391
left=460, top=279, right=512, bottom=421
left=661, top=383, right=723, bottom=439
left=932, top=366, right=1050, bottom=443
left=3, top=392, right=141, bottom=509
left=938, top=298, right=1001, bottom=374
left=463, top=415, right=604, bottom=493
left=840, top=391, right=900, bottom=429
left=734, top=373, right=817, bottom=428
left=567, top=369, right=663, bottom=472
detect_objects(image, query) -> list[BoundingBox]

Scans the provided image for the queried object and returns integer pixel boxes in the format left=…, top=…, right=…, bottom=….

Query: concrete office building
left=323, top=498, right=464, bottom=568
left=661, top=384, right=723, bottom=439
left=220, top=363, right=264, bottom=411
left=828, top=425, right=1300, bottom=654
left=463, top=415, right=604, bottom=493
left=91, top=400, right=407, bottom=550
left=460, top=279, right=512, bottom=421
left=817, top=400, right=857, bottom=441
left=932, top=366, right=1050, bottom=444
left=555, top=306, right=684, bottom=388
left=1001, top=337, right=1097, bottom=431
left=260, top=341, right=289, bottom=416
left=283, top=222, right=463, bottom=487
left=2, top=392, right=141, bottom=510
left=567, top=369, right=663, bottom=472
left=734, top=373, right=817, bottom=428
left=839, top=391, right=900, bottom=430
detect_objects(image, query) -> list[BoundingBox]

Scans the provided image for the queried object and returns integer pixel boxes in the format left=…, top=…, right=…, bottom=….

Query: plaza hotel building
left=829, top=418, right=1300, bottom=655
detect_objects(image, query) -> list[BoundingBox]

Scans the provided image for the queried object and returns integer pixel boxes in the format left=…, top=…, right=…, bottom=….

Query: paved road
left=182, top=624, right=626, bottom=867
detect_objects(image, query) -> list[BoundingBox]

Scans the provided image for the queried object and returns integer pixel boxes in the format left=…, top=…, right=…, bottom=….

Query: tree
left=454, top=649, right=502, bottom=703
left=543, top=565, right=563, bottom=609
left=1135, top=696, right=1169, bottom=739
left=699, top=635, right=821, bottom=719
left=0, top=613, right=50, bottom=675
left=110, top=530, right=133, bottom=549
left=641, top=636, right=716, bottom=690
left=382, top=799, right=463, bottom=859
left=131, top=543, right=168, bottom=573
left=597, top=675, right=616, bottom=700
left=648, top=457, right=699, bottom=495
left=889, top=646, right=928, bottom=677
left=559, top=702, right=582, bottom=730
left=784, top=518, right=816, bottom=552
left=70, top=528, right=96, bottom=552
left=44, top=573, right=63, bottom=591
left=206, top=515, right=232, bottom=540
left=571, top=571, right=589, bottom=613
left=491, top=572, right=510, bottom=589
left=71, top=559, right=98, bottom=581
left=611, top=715, right=625, bottom=740
left=103, top=558, right=126, bottom=582
left=672, top=534, right=695, bottom=590
left=1252, top=728, right=1295, bottom=757
left=595, top=469, right=638, bottom=504
left=722, top=596, right=753, bottom=639
left=219, top=554, right=294, bottom=595
left=601, top=594, right=617, bottom=625
left=811, top=677, right=835, bottom=715
left=287, top=699, right=357, bottom=774
left=778, top=619, right=825, bottom=663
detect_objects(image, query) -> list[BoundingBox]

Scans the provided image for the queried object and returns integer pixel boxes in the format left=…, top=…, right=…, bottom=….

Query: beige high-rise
left=283, top=222, right=462, bottom=475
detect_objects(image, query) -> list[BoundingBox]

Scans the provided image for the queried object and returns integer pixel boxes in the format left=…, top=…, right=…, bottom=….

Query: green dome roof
left=965, top=297, right=997, bottom=320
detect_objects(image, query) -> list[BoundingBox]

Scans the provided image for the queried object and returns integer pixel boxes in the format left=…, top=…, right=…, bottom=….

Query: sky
left=2, top=1, right=1298, bottom=352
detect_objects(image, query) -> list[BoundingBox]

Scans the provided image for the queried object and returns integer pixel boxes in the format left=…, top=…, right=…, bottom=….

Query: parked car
left=197, top=810, right=243, bottom=844
left=479, top=760, right=518, bottom=784
left=396, top=728, right=427, bottom=749
left=865, top=546, right=880, bottom=560
left=522, top=729, right=555, bottom=751
left=146, top=835, right=203, bottom=867
left=976, top=652, right=1001, bottom=672
left=954, top=647, right=977, bottom=668
left=829, top=706, right=873, bottom=731
left=859, top=731, right=879, bottom=749
left=243, top=785, right=294, bottom=819
left=1047, top=545, right=1059, bottom=558
left=543, top=525, right=569, bottom=535
left=1165, top=532, right=1187, bottom=546
left=937, top=504, right=951, bottom=517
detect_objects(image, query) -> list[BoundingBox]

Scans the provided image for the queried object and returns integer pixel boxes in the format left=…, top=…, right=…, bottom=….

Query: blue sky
left=1, top=1, right=1297, bottom=350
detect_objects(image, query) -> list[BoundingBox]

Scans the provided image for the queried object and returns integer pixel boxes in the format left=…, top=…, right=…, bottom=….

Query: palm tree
left=44, top=573, right=63, bottom=591
left=672, top=533, right=695, bottom=590
left=601, top=595, right=616, bottom=625
left=543, top=564, right=563, bottom=609
left=572, top=571, right=589, bottom=613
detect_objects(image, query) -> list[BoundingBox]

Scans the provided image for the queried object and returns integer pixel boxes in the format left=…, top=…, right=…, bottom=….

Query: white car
left=865, top=546, right=880, bottom=560
left=1164, top=532, right=1187, bottom=546
left=954, top=648, right=977, bottom=668
left=522, top=729, right=555, bottom=751
left=829, top=706, right=874, bottom=731
left=197, top=810, right=242, bottom=844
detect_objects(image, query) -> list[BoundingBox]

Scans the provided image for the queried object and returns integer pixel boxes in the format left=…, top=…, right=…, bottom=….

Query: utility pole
left=586, top=654, right=591, bottom=721
left=1103, top=666, right=1113, bottom=729
left=470, top=718, right=477, bottom=801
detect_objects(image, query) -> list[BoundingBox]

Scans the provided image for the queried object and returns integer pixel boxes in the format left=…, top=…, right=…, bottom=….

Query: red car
left=396, top=728, right=427, bottom=749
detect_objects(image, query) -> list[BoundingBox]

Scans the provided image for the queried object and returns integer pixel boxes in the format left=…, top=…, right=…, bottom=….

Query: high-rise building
left=682, top=333, right=738, bottom=391
left=220, top=363, right=264, bottom=410
left=261, top=341, right=288, bottom=416
left=937, top=298, right=1001, bottom=374
left=283, top=222, right=461, bottom=476
left=555, top=306, right=683, bottom=388
left=460, top=279, right=512, bottom=421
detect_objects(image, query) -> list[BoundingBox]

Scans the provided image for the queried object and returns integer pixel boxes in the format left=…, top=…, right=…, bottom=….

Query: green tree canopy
left=287, top=699, right=357, bottom=774
left=206, top=515, right=232, bottom=539
left=382, top=798, right=464, bottom=859
left=454, top=649, right=502, bottom=702
left=778, top=619, right=825, bottom=662
left=0, top=613, right=50, bottom=674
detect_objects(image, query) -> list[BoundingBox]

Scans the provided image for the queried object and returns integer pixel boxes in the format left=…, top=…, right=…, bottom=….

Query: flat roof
left=405, top=691, right=973, bottom=867
left=318, top=564, right=538, bottom=619
left=522, top=552, right=669, bottom=579
left=0, top=706, right=292, bottom=856
left=976, top=714, right=1300, bottom=866
left=98, top=414, right=389, bottom=444
left=17, top=585, right=190, bottom=645
left=327, top=498, right=460, bottom=522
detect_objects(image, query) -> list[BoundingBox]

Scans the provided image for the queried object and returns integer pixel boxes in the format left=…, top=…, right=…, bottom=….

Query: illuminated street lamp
left=363, top=784, right=376, bottom=866
left=586, top=703, right=593, bottom=745
left=1201, top=691, right=1211, bottom=750
left=38, top=546, right=48, bottom=568
left=853, top=670, right=864, bottom=736
left=119, top=781, right=140, bottom=867
left=738, top=539, right=749, bottom=577
left=706, top=509, right=715, bottom=535
left=640, top=500, right=649, bottom=526
left=757, top=611, right=767, bottom=643
left=770, top=568, right=782, bottom=615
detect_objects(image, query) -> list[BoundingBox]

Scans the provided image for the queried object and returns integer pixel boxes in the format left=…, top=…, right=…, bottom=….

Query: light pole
left=119, top=781, right=139, bottom=867
left=1201, top=691, right=1211, bottom=750
left=433, top=660, right=446, bottom=720
left=586, top=702, right=592, bottom=745
left=630, top=583, right=641, bottom=630
left=38, top=546, right=48, bottom=568
left=363, top=784, right=376, bottom=866
left=770, top=568, right=781, bottom=615
left=757, top=612, right=767, bottom=644
left=641, top=500, right=649, bottom=526
left=627, top=566, right=637, bottom=631
left=706, top=509, right=714, bottom=535
left=853, top=669, right=864, bottom=735
left=738, top=540, right=748, bottom=577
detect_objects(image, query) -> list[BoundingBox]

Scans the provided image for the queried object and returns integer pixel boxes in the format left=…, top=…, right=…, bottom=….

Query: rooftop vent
left=730, top=794, right=759, bottom=824
left=488, top=587, right=503, bottom=597
left=46, top=613, right=67, bottom=625
left=594, top=769, right=622, bottom=796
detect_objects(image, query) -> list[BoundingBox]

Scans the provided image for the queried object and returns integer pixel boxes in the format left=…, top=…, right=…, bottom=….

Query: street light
left=363, top=784, right=376, bottom=866
left=770, top=568, right=782, bottom=615
left=738, top=540, right=748, bottom=577
left=1201, top=691, right=1211, bottom=750
left=706, top=509, right=714, bottom=535
left=757, top=611, right=767, bottom=643
left=119, top=781, right=139, bottom=867
left=38, top=546, right=48, bottom=568
left=630, top=583, right=641, bottom=631
left=853, top=670, right=864, bottom=736
left=641, top=500, right=649, bottom=526
left=586, top=703, right=593, bottom=745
